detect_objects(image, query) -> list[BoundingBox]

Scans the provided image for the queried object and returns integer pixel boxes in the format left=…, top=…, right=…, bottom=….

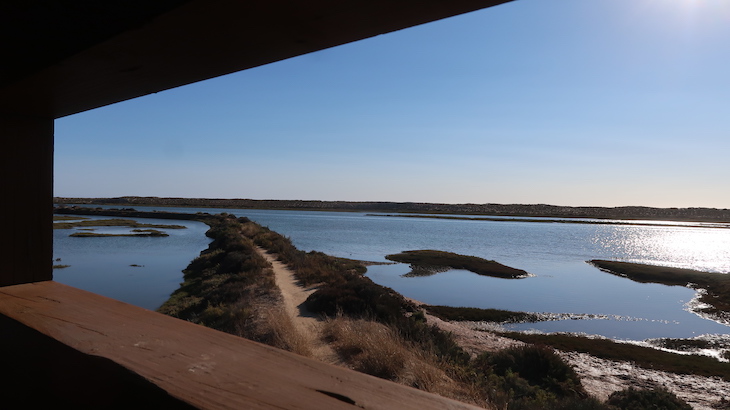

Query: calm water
left=53, top=215, right=211, bottom=310
left=55, top=206, right=730, bottom=341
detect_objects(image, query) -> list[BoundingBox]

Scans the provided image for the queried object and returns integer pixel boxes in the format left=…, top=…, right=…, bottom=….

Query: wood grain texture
left=0, top=281, right=482, bottom=409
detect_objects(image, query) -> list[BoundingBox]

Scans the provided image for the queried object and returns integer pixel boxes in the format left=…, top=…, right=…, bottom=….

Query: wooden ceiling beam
left=0, top=0, right=512, bottom=119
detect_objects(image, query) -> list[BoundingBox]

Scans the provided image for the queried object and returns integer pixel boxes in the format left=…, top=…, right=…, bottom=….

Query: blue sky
left=55, top=0, right=730, bottom=208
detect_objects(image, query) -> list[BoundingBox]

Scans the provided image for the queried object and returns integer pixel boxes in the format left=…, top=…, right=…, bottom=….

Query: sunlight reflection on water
left=591, top=226, right=730, bottom=273
left=60, top=206, right=730, bottom=341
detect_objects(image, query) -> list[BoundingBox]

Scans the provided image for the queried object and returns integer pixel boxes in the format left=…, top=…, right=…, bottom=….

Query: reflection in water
left=58, top=206, right=730, bottom=341
left=53, top=216, right=212, bottom=310
left=401, top=264, right=450, bottom=277
left=592, top=226, right=730, bottom=273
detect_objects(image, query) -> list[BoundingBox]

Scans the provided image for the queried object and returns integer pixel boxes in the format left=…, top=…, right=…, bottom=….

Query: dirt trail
left=255, top=247, right=338, bottom=363
left=254, top=251, right=729, bottom=408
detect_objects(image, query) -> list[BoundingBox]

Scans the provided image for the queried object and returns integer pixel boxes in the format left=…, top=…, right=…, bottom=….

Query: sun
left=643, top=0, right=730, bottom=21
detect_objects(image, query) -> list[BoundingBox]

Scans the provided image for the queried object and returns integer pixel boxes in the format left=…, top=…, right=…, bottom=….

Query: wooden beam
left=0, top=281, right=482, bottom=409
left=0, top=313, right=194, bottom=408
left=0, top=0, right=513, bottom=118
left=0, top=115, right=53, bottom=286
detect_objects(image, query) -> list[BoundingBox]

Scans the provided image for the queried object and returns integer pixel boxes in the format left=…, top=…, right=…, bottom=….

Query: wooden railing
left=0, top=281, right=479, bottom=409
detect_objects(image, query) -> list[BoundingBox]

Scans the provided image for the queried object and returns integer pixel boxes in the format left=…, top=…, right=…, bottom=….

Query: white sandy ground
left=259, top=253, right=730, bottom=409
left=421, top=311, right=730, bottom=410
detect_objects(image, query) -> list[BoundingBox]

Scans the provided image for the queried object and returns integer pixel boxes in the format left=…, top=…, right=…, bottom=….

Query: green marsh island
left=386, top=250, right=530, bottom=279
left=53, top=215, right=186, bottom=237
left=54, top=206, right=728, bottom=409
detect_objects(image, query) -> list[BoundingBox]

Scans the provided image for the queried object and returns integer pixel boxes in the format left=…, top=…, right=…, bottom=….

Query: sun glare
left=642, top=0, right=730, bottom=22
left=595, top=226, right=730, bottom=274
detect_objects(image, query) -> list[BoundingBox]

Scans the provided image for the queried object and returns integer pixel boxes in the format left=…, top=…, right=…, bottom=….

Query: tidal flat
left=70, top=229, right=169, bottom=237
left=53, top=206, right=730, bottom=408
left=53, top=216, right=186, bottom=230
left=58, top=205, right=730, bottom=341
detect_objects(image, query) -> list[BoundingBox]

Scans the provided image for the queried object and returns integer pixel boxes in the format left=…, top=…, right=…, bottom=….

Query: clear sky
left=54, top=0, right=730, bottom=208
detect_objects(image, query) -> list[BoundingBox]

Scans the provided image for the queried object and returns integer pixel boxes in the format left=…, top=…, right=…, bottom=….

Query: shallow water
left=53, top=215, right=211, bottom=310
left=58, top=206, right=730, bottom=340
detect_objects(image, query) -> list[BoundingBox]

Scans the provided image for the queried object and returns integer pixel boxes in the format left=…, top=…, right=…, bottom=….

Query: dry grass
left=252, top=305, right=313, bottom=357
left=322, top=316, right=491, bottom=408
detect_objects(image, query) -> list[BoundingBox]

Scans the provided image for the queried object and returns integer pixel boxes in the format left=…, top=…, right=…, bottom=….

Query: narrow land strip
left=63, top=208, right=728, bottom=408
left=254, top=246, right=338, bottom=363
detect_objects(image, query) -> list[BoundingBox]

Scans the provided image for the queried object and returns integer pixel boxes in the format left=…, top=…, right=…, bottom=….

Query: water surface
left=60, top=205, right=730, bottom=340
left=53, top=215, right=211, bottom=310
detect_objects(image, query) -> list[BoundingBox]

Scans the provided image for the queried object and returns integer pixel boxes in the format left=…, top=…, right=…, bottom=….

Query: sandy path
left=253, top=252, right=728, bottom=408
left=255, top=247, right=338, bottom=363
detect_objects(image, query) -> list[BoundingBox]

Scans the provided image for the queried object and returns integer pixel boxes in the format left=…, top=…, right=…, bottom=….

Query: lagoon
left=55, top=206, right=730, bottom=341
left=53, top=215, right=211, bottom=310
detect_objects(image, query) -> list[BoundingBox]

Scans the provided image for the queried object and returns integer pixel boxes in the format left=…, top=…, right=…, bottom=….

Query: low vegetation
left=386, top=250, right=530, bottom=279
left=64, top=207, right=698, bottom=409
left=157, top=214, right=305, bottom=353
left=650, top=336, right=730, bottom=360
left=501, top=332, right=730, bottom=381
left=236, top=222, right=651, bottom=408
left=606, top=386, right=692, bottom=410
left=241, top=224, right=473, bottom=359
left=53, top=215, right=89, bottom=221
left=472, top=344, right=601, bottom=409
left=426, top=305, right=539, bottom=323
left=321, top=316, right=482, bottom=404
left=54, top=218, right=186, bottom=230
left=70, top=229, right=168, bottom=237
left=242, top=223, right=367, bottom=286
left=589, top=260, right=730, bottom=320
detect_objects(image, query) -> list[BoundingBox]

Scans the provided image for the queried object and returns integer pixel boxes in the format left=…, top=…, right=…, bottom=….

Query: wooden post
left=0, top=114, right=54, bottom=286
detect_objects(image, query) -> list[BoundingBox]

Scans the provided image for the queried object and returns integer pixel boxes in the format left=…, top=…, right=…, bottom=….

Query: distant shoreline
left=54, top=196, right=730, bottom=223
left=368, top=213, right=730, bottom=229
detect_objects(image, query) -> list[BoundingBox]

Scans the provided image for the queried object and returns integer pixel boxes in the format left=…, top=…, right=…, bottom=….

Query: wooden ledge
left=0, top=281, right=479, bottom=409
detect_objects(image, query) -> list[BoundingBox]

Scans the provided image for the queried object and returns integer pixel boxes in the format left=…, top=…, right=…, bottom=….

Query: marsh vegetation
left=59, top=207, right=705, bottom=408
left=70, top=229, right=169, bottom=237
left=53, top=215, right=89, bottom=221
left=386, top=250, right=530, bottom=279
left=426, top=305, right=540, bottom=323
left=54, top=217, right=186, bottom=230
left=152, top=212, right=695, bottom=408
left=502, top=332, right=730, bottom=381
left=590, top=260, right=730, bottom=322
left=54, top=215, right=184, bottom=238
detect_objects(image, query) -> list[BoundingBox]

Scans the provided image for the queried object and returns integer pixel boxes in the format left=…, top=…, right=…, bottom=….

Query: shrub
left=472, top=345, right=587, bottom=409
left=159, top=214, right=278, bottom=334
left=305, top=278, right=403, bottom=321
left=321, top=316, right=478, bottom=402
left=607, top=386, right=691, bottom=410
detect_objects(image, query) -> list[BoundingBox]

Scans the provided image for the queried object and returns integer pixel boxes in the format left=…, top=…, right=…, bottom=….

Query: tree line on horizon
left=54, top=196, right=730, bottom=222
